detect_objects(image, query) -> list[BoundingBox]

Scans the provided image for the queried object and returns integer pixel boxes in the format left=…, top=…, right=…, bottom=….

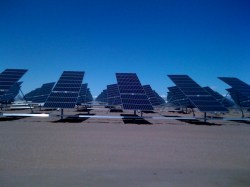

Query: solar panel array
left=96, top=89, right=108, bottom=103
left=143, top=85, right=162, bottom=106
left=219, top=77, right=250, bottom=107
left=116, top=73, right=153, bottom=110
left=107, top=84, right=121, bottom=106
left=0, top=69, right=27, bottom=102
left=44, top=71, right=84, bottom=108
left=168, top=75, right=228, bottom=112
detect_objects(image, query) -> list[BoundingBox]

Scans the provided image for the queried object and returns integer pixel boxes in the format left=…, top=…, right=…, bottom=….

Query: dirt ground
left=0, top=108, right=250, bottom=187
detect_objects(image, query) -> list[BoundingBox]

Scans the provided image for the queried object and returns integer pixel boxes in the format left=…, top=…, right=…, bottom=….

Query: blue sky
left=1, top=0, right=250, bottom=96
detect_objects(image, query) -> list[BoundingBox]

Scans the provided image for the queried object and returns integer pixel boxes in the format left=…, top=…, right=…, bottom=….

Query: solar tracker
left=44, top=71, right=84, bottom=108
left=116, top=73, right=153, bottom=111
left=31, top=82, right=55, bottom=103
left=218, top=77, right=250, bottom=106
left=107, top=84, right=121, bottom=106
left=168, top=75, right=228, bottom=112
left=143, top=85, right=162, bottom=106
left=0, top=69, right=27, bottom=102
left=227, top=88, right=250, bottom=108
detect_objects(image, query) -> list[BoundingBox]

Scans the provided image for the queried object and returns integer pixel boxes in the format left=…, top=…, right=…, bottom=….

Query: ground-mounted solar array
left=96, top=89, right=108, bottom=103
left=0, top=69, right=27, bottom=102
left=116, top=73, right=153, bottom=111
left=168, top=75, right=228, bottom=112
left=44, top=71, right=85, bottom=108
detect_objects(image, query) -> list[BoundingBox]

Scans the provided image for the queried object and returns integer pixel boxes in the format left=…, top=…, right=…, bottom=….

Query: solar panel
left=107, top=84, right=121, bottom=106
left=24, top=88, right=40, bottom=101
left=167, top=86, right=193, bottom=107
left=86, top=88, right=93, bottom=103
left=203, top=86, right=233, bottom=107
left=168, top=75, right=228, bottom=112
left=32, top=82, right=55, bottom=103
left=153, top=90, right=166, bottom=105
left=0, top=82, right=22, bottom=102
left=0, top=69, right=27, bottom=102
left=143, top=85, right=162, bottom=106
left=116, top=73, right=153, bottom=110
left=219, top=77, right=250, bottom=105
left=227, top=88, right=250, bottom=108
left=44, top=71, right=84, bottom=108
left=96, top=89, right=108, bottom=103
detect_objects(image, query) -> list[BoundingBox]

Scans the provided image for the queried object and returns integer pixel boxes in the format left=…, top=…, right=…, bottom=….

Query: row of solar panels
left=0, top=69, right=93, bottom=108
left=96, top=74, right=250, bottom=112
left=0, top=69, right=250, bottom=112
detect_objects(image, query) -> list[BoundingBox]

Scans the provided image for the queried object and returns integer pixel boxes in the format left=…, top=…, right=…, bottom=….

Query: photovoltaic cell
left=167, top=86, right=193, bottom=107
left=44, top=71, right=84, bottom=108
left=168, top=75, right=228, bottom=112
left=116, top=73, right=153, bottom=110
left=96, top=89, right=108, bottom=103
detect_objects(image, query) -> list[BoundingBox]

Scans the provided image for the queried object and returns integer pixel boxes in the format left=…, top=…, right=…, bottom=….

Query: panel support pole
left=60, top=109, right=64, bottom=120
left=204, top=112, right=207, bottom=123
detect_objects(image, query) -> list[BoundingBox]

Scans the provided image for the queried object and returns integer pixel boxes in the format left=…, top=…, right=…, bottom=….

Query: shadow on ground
left=121, top=114, right=152, bottom=125
left=177, top=119, right=221, bottom=126
left=0, top=116, right=28, bottom=121
left=53, top=114, right=95, bottom=123
left=230, top=120, right=250, bottom=125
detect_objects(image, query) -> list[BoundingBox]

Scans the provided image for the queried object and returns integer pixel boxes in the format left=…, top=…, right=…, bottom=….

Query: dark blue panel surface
left=44, top=71, right=84, bottom=108
left=0, top=69, right=27, bottom=101
left=107, top=84, right=121, bottom=106
left=167, top=75, right=228, bottom=112
left=116, top=73, right=153, bottom=110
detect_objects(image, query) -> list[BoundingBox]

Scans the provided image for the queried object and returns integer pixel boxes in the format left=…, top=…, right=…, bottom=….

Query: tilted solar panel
left=0, top=82, right=22, bottom=102
left=143, top=85, right=162, bottom=106
left=32, top=82, right=55, bottom=103
left=107, top=84, right=121, bottom=106
left=0, top=69, right=27, bottom=101
left=116, top=73, right=153, bottom=110
left=77, top=83, right=88, bottom=105
left=203, top=86, right=233, bottom=107
left=219, top=77, right=250, bottom=104
left=44, top=71, right=84, bottom=108
left=168, top=75, right=228, bottom=112
left=167, top=86, right=193, bottom=107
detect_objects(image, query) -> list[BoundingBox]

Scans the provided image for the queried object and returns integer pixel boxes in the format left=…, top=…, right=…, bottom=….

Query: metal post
left=60, top=109, right=64, bottom=120
left=204, top=112, right=207, bottom=123
left=134, top=110, right=136, bottom=116
left=19, top=88, right=34, bottom=113
left=141, top=111, right=143, bottom=117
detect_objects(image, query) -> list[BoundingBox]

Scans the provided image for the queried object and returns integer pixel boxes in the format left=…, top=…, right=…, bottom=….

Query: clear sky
left=1, top=0, right=249, bottom=97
